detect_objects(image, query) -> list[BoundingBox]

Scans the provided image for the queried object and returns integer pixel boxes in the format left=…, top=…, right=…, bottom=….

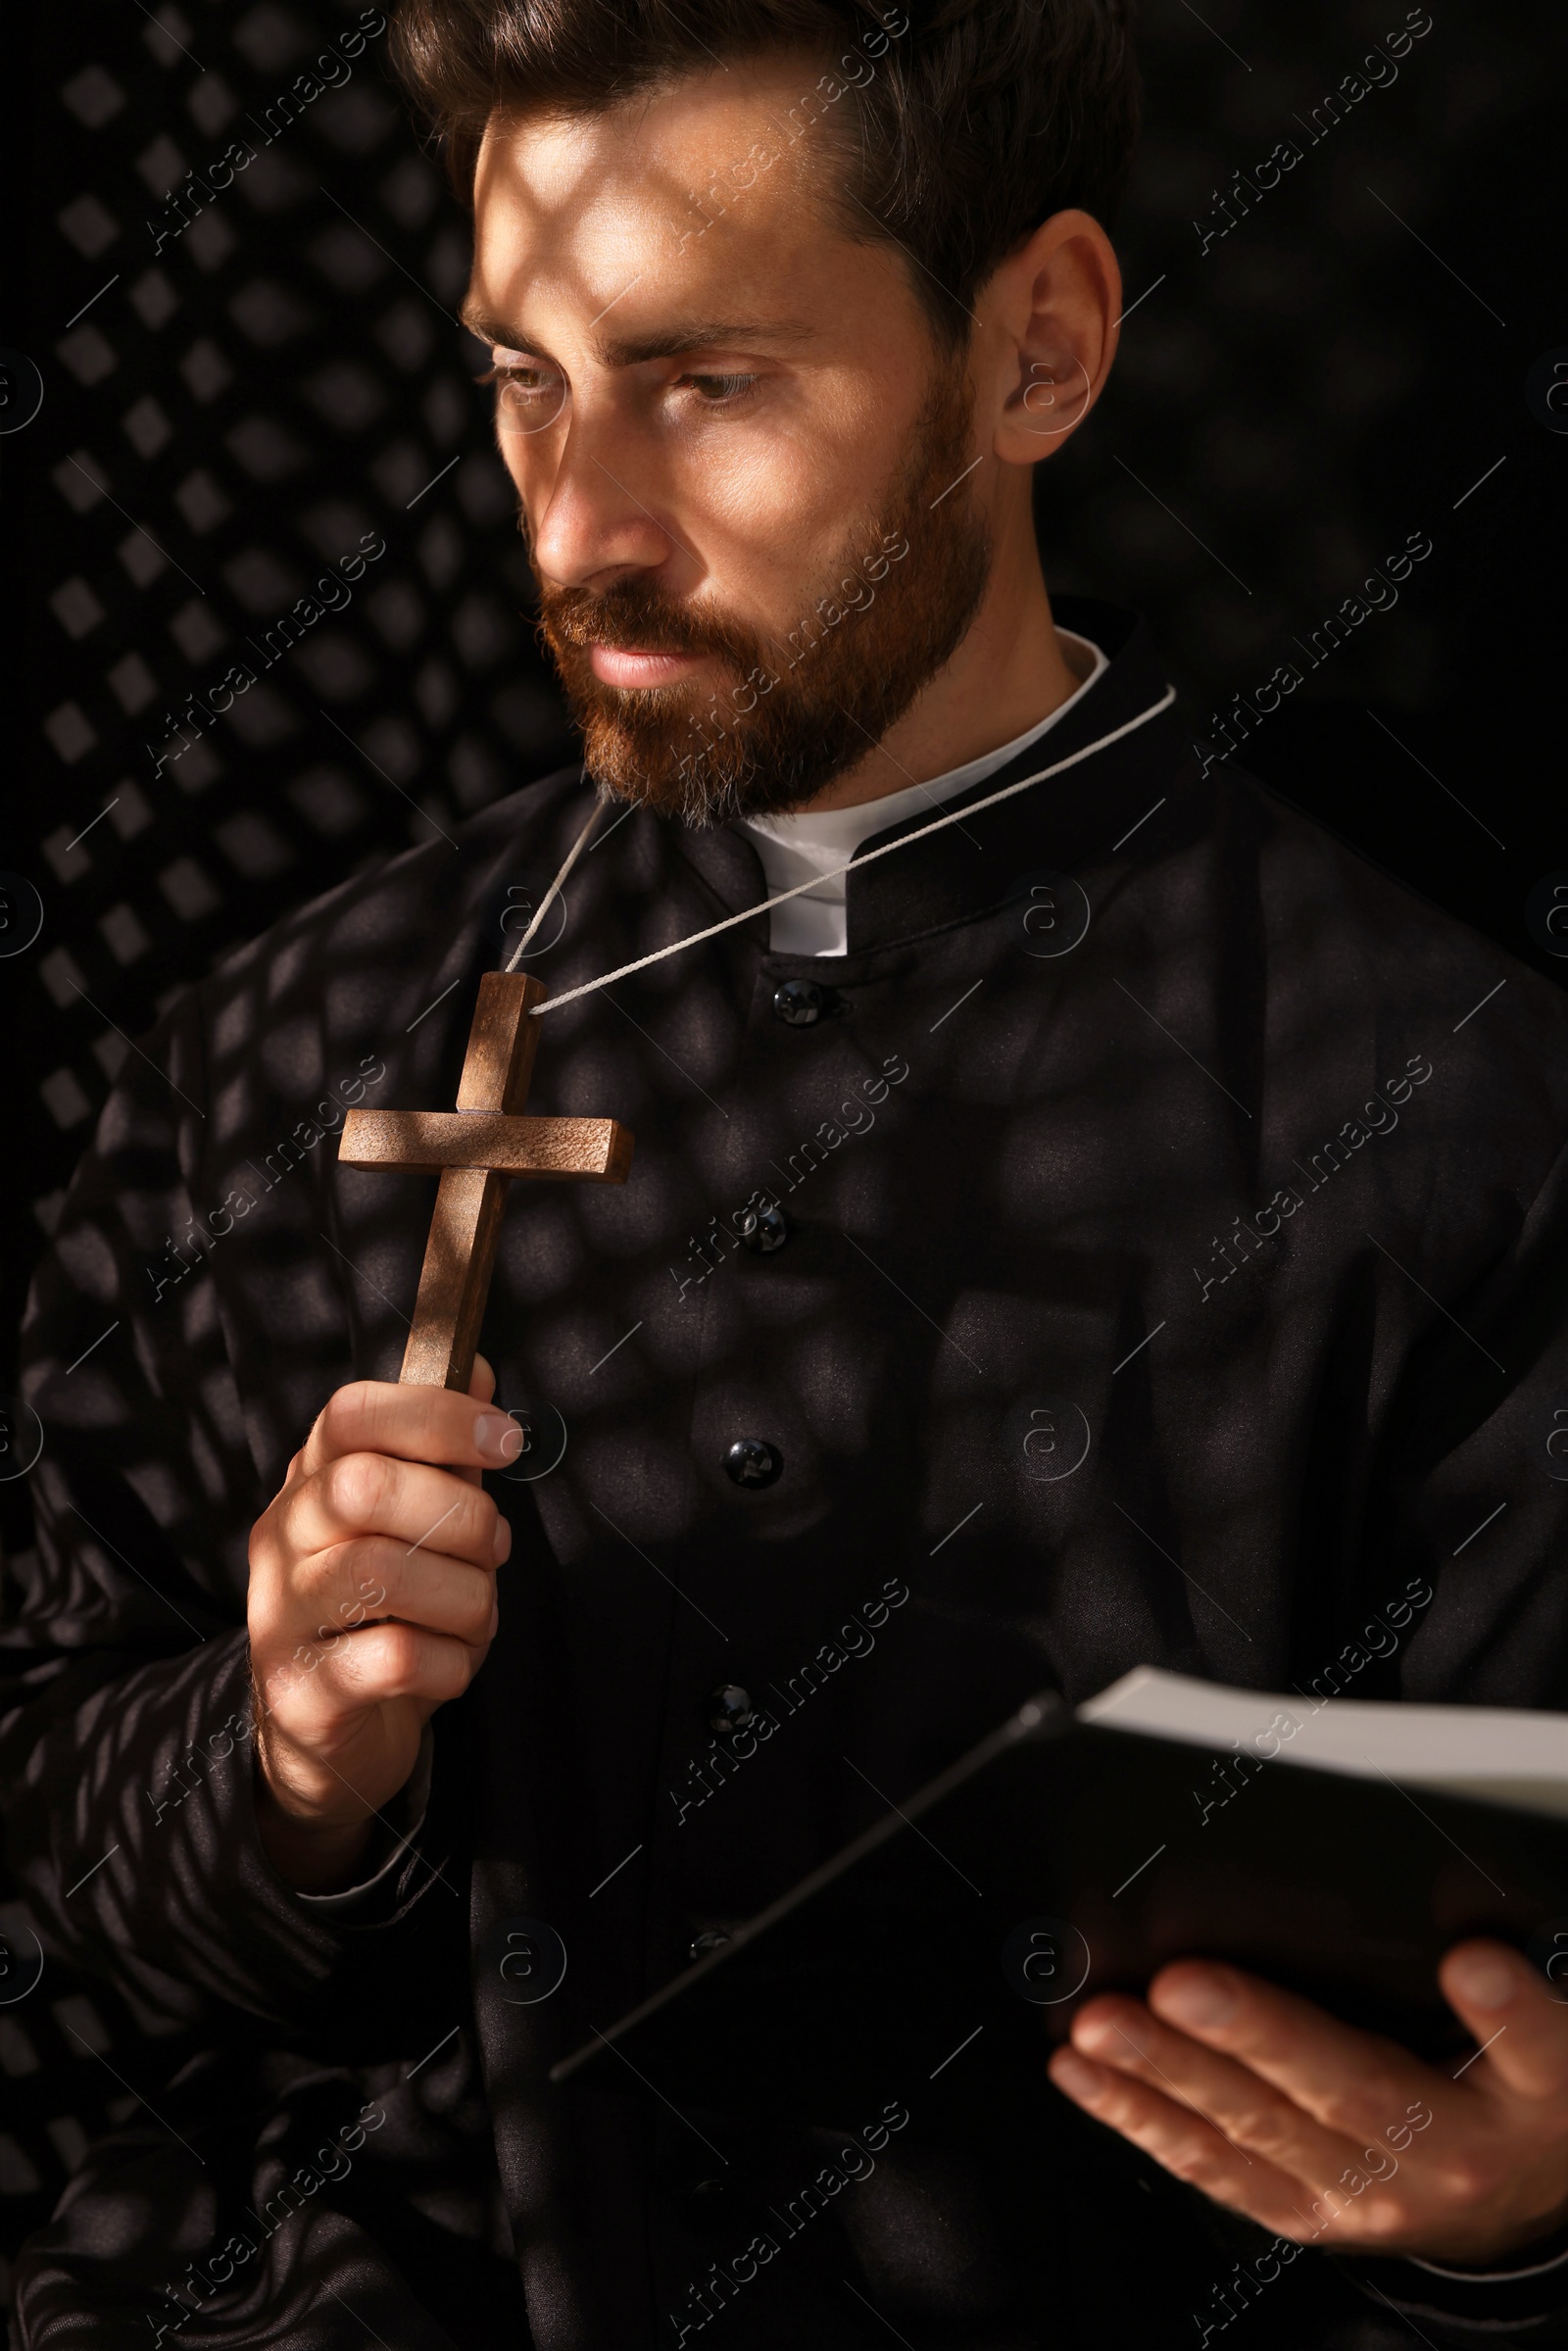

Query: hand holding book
left=558, top=1663, right=1568, bottom=2283
left=1051, top=1937, right=1568, bottom=2264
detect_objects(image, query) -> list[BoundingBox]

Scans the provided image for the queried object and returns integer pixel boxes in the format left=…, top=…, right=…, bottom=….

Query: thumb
left=1440, top=1940, right=1568, bottom=2102
left=457, top=1353, right=499, bottom=1487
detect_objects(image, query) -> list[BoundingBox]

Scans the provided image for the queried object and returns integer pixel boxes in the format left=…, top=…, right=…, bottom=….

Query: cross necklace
left=336, top=685, right=1174, bottom=1389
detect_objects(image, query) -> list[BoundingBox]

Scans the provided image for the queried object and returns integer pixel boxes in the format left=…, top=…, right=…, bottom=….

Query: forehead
left=467, top=54, right=869, bottom=332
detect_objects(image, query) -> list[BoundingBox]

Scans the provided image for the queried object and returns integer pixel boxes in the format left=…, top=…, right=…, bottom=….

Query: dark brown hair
left=388, top=0, right=1141, bottom=347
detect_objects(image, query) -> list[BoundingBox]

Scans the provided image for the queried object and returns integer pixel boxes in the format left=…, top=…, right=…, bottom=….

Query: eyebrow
left=459, top=303, right=816, bottom=367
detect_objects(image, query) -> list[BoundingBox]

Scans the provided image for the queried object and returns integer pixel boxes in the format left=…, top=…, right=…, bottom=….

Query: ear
left=980, top=209, right=1121, bottom=466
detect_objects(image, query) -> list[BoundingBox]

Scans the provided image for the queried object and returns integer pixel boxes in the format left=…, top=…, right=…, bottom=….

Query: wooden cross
left=337, top=972, right=633, bottom=1391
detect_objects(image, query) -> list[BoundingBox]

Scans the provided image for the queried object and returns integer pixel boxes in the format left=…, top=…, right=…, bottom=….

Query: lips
left=588, top=644, right=707, bottom=688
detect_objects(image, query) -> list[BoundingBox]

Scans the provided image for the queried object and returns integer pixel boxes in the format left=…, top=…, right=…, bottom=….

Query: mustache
left=539, top=581, right=760, bottom=667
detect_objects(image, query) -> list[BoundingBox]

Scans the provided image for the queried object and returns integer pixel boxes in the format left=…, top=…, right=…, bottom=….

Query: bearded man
left=8, top=0, right=1568, bottom=2344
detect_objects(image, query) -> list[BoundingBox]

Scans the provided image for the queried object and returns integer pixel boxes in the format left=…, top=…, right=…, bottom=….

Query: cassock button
left=706, top=1684, right=754, bottom=1737
left=724, top=1437, right=781, bottom=1489
left=737, top=1201, right=788, bottom=1252
left=772, top=978, right=826, bottom=1026
left=689, top=1930, right=733, bottom=1960
left=678, top=2174, right=731, bottom=2232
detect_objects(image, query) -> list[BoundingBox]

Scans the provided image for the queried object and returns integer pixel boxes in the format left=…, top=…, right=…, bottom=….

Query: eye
left=676, top=371, right=760, bottom=407
left=478, top=348, right=569, bottom=436
left=476, top=349, right=562, bottom=399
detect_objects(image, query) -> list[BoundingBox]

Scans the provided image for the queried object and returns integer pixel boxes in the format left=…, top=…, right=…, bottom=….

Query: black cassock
left=8, top=600, right=1568, bottom=2349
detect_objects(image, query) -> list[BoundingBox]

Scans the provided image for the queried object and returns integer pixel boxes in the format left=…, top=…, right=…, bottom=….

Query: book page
left=1078, top=1668, right=1568, bottom=1820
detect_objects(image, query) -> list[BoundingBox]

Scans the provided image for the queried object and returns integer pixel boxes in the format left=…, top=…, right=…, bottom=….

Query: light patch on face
left=466, top=56, right=991, bottom=818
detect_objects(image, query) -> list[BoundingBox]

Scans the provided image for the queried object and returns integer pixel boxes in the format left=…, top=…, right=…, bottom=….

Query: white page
left=1078, top=1667, right=1568, bottom=1821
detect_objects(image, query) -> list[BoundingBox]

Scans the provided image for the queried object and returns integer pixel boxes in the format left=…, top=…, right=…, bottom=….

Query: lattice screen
left=17, top=0, right=574, bottom=1258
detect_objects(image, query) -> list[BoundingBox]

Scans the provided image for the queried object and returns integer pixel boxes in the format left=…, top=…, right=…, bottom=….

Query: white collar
left=737, top=627, right=1109, bottom=955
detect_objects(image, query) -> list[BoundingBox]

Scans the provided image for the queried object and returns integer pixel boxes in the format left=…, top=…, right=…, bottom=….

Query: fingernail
left=1156, top=1970, right=1238, bottom=2031
left=490, top=1516, right=512, bottom=1565
left=1448, top=1949, right=1517, bottom=2009
left=474, top=1412, right=523, bottom=1465
left=1051, top=2051, right=1105, bottom=2103
left=1072, top=2013, right=1121, bottom=2057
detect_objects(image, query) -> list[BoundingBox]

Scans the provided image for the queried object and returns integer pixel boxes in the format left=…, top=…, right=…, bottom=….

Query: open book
left=555, top=1669, right=1568, bottom=2125
left=1081, top=1666, right=1568, bottom=1822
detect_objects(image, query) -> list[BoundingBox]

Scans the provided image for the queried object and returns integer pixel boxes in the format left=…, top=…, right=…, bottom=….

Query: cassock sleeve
left=292, top=1722, right=437, bottom=1915
left=1340, top=2231, right=1568, bottom=2343
left=1332, top=1114, right=1568, bottom=2339
left=0, top=986, right=446, bottom=2033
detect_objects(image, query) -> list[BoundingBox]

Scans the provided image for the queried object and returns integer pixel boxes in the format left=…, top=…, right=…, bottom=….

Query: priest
left=7, top=0, right=1568, bottom=2343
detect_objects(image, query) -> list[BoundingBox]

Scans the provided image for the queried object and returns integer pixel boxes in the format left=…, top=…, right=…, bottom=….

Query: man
left=7, top=0, right=1568, bottom=2343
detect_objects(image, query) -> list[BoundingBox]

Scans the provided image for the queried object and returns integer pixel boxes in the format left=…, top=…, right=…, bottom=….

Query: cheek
left=497, top=436, right=531, bottom=501
left=498, top=429, right=579, bottom=553
left=698, top=381, right=916, bottom=620
left=692, top=469, right=837, bottom=632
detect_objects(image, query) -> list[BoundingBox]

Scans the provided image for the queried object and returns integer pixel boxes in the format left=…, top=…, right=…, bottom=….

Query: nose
left=523, top=414, right=686, bottom=597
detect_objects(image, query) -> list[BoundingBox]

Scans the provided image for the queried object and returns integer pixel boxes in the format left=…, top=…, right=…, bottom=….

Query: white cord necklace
left=504, top=684, right=1177, bottom=1012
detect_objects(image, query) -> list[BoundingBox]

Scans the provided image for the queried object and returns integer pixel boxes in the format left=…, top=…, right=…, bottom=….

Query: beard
left=530, top=362, right=993, bottom=826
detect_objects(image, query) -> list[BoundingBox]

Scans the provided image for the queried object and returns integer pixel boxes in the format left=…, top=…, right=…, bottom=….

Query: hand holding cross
left=246, top=972, right=629, bottom=1893
left=338, top=971, right=634, bottom=1388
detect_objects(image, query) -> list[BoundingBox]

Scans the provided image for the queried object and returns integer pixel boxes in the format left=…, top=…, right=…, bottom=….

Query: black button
left=679, top=2174, right=731, bottom=2232
left=737, top=1201, right=788, bottom=1253
left=706, top=1684, right=754, bottom=1737
left=724, top=1437, right=781, bottom=1489
left=772, top=978, right=825, bottom=1026
left=689, top=1929, right=733, bottom=1961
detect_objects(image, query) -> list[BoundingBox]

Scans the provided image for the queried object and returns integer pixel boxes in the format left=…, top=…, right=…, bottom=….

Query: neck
left=793, top=502, right=1080, bottom=815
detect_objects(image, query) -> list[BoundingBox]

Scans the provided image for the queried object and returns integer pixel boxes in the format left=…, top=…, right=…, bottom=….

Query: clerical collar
left=513, top=599, right=1183, bottom=1013
left=736, top=627, right=1110, bottom=956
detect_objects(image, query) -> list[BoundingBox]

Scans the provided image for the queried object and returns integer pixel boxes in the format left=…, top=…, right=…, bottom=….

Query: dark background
left=1, top=0, right=1563, bottom=2307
